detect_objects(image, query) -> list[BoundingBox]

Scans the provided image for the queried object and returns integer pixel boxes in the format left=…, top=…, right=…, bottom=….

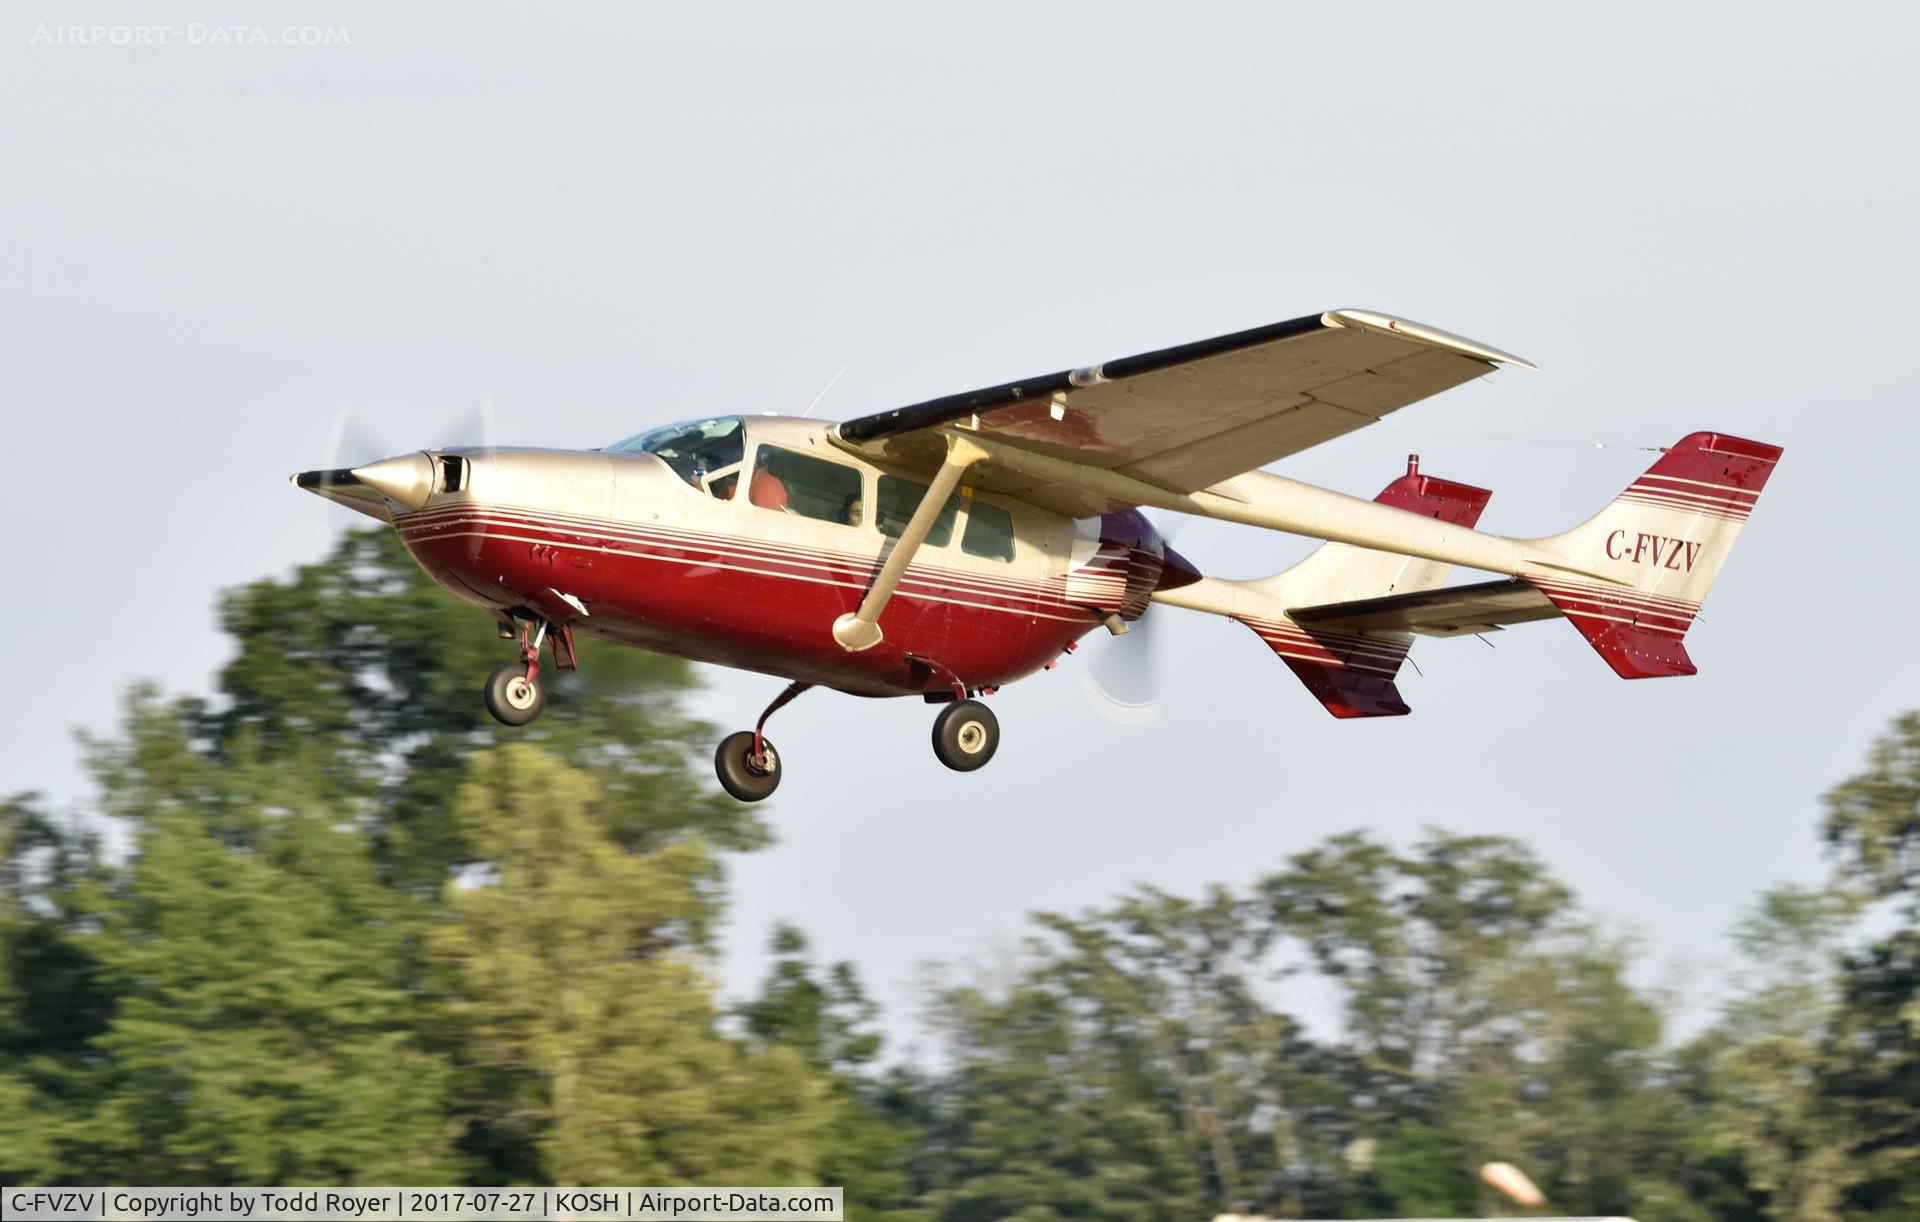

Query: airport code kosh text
left=3, top=1188, right=843, bottom=1221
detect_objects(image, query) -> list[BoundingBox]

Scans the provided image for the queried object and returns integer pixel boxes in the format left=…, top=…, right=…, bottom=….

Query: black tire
left=483, top=663, right=546, bottom=727
left=932, top=700, right=999, bottom=772
left=715, top=730, right=782, bottom=802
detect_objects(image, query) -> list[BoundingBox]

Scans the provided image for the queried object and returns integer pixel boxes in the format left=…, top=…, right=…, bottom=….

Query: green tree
left=1820, top=713, right=1920, bottom=1219
left=0, top=526, right=813, bottom=1187
left=0, top=792, right=113, bottom=1181
left=1685, top=885, right=1853, bottom=1222
left=0, top=694, right=465, bottom=1184
left=1020, top=887, right=1338, bottom=1218
left=917, top=959, right=1206, bottom=1222
left=740, top=924, right=922, bottom=1218
left=1258, top=831, right=1698, bottom=1220
left=204, top=528, right=763, bottom=892
left=426, top=744, right=837, bottom=1186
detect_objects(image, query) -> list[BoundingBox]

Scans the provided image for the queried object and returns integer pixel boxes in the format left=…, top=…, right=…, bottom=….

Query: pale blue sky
left=4, top=2, right=1915, bottom=1041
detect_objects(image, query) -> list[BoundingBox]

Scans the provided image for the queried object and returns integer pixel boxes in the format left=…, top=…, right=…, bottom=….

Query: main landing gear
left=715, top=680, right=810, bottom=802
left=482, top=617, right=575, bottom=728
left=932, top=700, right=1000, bottom=772
left=712, top=677, right=1004, bottom=803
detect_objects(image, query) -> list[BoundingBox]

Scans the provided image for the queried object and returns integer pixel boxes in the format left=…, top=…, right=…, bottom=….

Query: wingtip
left=1324, top=308, right=1537, bottom=371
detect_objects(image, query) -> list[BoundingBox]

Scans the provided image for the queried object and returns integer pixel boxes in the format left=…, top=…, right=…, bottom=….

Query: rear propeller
left=1080, top=510, right=1191, bottom=725
left=1081, top=610, right=1166, bottom=724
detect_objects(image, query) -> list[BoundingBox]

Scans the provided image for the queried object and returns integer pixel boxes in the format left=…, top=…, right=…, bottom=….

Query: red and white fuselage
left=389, top=417, right=1187, bottom=698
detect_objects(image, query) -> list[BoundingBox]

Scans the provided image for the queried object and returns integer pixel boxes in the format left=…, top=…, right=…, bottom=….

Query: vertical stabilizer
left=1526, top=432, right=1782, bottom=678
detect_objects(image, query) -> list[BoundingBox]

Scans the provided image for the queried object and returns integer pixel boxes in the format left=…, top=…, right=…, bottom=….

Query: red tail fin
left=1529, top=431, right=1782, bottom=679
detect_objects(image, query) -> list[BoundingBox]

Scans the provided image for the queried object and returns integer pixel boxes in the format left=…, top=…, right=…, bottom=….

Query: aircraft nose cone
left=352, top=452, right=436, bottom=511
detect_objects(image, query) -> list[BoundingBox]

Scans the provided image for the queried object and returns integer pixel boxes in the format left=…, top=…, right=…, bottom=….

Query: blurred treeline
left=2, top=530, right=1916, bottom=1221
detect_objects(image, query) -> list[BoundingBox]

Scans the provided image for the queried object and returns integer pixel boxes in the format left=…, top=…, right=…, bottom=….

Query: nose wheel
left=483, top=617, right=573, bottom=728
left=932, top=699, right=1000, bottom=771
left=484, top=663, right=546, bottom=726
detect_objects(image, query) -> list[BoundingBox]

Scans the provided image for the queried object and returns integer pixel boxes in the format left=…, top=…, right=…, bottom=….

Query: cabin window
left=605, top=416, right=744, bottom=497
left=749, top=446, right=864, bottom=525
left=875, top=475, right=960, bottom=546
left=962, top=501, right=1016, bottom=561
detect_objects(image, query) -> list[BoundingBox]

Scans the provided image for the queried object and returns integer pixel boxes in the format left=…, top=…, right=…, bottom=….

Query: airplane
left=293, top=308, right=1781, bottom=802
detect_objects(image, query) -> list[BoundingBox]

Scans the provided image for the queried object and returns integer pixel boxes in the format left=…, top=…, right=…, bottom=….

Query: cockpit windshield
left=605, top=416, right=745, bottom=487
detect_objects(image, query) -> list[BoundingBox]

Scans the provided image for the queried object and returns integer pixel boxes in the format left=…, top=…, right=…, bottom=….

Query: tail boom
left=1164, top=458, right=1492, bottom=718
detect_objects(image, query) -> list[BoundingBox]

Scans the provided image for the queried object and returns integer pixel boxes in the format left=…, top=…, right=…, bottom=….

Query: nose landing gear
left=483, top=618, right=574, bottom=727
left=484, top=664, right=546, bottom=726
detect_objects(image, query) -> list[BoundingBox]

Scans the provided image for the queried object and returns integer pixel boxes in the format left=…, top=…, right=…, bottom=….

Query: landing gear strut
left=484, top=618, right=561, bottom=727
left=715, top=681, right=811, bottom=803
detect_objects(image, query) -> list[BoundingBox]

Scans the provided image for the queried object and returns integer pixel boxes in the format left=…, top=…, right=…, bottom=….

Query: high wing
left=1288, top=577, right=1562, bottom=638
left=832, top=309, right=1533, bottom=516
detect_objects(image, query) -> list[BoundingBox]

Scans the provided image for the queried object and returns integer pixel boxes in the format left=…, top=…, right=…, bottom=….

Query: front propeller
left=299, top=393, right=502, bottom=552
left=350, top=452, right=437, bottom=510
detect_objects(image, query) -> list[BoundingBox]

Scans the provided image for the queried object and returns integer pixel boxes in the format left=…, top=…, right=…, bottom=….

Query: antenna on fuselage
left=801, top=364, right=849, bottom=418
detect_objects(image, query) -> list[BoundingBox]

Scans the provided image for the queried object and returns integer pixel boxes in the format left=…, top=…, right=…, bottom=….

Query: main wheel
left=715, top=730, right=782, bottom=802
left=484, top=663, right=546, bottom=727
left=932, top=699, right=1000, bottom=772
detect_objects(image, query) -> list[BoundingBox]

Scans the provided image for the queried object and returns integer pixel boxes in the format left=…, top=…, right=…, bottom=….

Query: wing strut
left=832, top=433, right=989, bottom=652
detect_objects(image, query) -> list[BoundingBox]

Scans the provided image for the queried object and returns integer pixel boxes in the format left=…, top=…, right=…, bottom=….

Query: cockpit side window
left=961, top=500, right=1017, bottom=562
left=606, top=416, right=744, bottom=496
left=875, top=475, right=959, bottom=546
left=749, top=446, right=864, bottom=525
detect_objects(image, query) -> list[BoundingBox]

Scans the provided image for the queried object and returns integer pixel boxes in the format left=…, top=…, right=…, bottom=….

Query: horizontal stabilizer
left=1291, top=577, right=1558, bottom=638
left=1291, top=433, right=1781, bottom=678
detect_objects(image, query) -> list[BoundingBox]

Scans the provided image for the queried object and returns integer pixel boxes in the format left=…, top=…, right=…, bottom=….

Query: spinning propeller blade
left=317, top=393, right=504, bottom=555
left=1079, top=510, right=1191, bottom=725
left=1080, top=610, right=1164, bottom=724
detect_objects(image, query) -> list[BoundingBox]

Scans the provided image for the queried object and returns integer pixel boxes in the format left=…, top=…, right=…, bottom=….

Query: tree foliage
left=1, top=527, right=1914, bottom=1218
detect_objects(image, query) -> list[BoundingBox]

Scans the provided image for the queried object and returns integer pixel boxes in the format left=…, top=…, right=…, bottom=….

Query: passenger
left=749, top=467, right=789, bottom=512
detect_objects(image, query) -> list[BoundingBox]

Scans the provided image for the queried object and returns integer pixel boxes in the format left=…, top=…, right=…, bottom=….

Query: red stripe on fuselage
left=395, top=506, right=1105, bottom=696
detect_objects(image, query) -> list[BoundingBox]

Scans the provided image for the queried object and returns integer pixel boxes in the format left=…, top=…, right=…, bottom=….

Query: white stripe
left=1637, top=472, right=1760, bottom=498
left=403, top=511, right=1070, bottom=604
left=401, top=528, right=1093, bottom=623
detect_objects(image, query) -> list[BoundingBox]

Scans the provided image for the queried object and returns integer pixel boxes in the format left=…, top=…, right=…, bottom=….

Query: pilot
left=842, top=494, right=863, bottom=526
left=694, top=452, right=735, bottom=499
